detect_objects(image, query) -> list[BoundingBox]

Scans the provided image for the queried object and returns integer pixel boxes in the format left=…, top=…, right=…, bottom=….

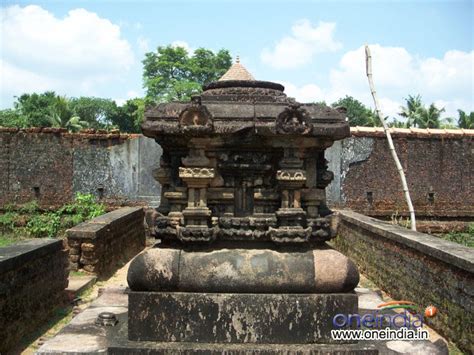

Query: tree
left=13, top=91, right=58, bottom=127
left=416, top=103, right=444, bottom=128
left=0, top=109, right=27, bottom=128
left=69, top=97, right=118, bottom=129
left=331, top=96, right=380, bottom=127
left=47, top=96, right=88, bottom=132
left=142, top=45, right=232, bottom=103
left=457, top=109, right=474, bottom=129
left=399, top=95, right=444, bottom=128
left=109, top=98, right=145, bottom=133
left=399, top=94, right=422, bottom=127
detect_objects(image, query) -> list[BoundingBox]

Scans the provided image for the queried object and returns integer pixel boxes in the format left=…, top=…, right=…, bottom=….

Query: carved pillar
left=270, top=148, right=311, bottom=243
left=178, top=138, right=215, bottom=242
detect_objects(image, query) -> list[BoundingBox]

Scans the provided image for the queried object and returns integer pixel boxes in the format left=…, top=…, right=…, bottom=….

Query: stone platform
left=37, top=287, right=447, bottom=355
left=128, top=291, right=357, bottom=343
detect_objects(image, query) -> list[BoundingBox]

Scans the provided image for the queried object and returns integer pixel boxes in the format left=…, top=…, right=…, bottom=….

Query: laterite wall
left=0, top=239, right=69, bottom=353
left=326, top=127, right=474, bottom=218
left=66, top=206, right=145, bottom=277
left=334, top=210, right=474, bottom=353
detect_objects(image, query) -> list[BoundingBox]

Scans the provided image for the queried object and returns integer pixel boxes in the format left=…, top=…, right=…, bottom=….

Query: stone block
left=127, top=246, right=359, bottom=293
left=128, top=291, right=358, bottom=344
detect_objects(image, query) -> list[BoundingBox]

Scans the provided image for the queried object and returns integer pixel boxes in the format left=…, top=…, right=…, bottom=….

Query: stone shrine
left=126, top=59, right=360, bottom=351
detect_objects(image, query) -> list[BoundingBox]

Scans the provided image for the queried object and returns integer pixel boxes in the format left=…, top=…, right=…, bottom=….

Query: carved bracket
left=178, top=96, right=213, bottom=135
left=276, top=104, right=313, bottom=135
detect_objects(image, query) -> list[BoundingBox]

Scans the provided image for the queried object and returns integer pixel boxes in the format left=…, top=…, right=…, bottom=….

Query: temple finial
left=218, top=56, right=255, bottom=81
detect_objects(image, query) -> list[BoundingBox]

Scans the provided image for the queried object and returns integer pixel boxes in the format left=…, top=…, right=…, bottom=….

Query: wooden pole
left=365, top=45, right=417, bottom=231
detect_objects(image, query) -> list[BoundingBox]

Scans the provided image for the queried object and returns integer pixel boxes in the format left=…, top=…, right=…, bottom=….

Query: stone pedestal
left=128, top=292, right=357, bottom=344
left=126, top=245, right=360, bottom=348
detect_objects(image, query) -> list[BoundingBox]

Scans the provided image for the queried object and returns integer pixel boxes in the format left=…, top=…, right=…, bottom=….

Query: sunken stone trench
left=120, top=60, right=364, bottom=353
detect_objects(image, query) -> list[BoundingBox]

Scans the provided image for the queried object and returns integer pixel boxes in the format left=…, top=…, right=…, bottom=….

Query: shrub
left=58, top=193, right=106, bottom=223
left=1, top=193, right=106, bottom=240
left=442, top=223, right=474, bottom=248
left=0, top=212, right=19, bottom=231
left=26, top=212, right=61, bottom=238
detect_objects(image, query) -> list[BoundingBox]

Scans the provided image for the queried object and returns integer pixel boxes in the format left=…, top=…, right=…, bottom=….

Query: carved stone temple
left=126, top=60, right=361, bottom=352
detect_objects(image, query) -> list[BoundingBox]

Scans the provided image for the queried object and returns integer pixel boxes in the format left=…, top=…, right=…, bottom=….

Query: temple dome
left=203, top=57, right=285, bottom=94
left=218, top=57, right=255, bottom=81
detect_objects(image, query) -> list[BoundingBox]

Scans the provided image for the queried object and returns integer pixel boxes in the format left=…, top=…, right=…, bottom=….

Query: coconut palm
left=416, top=104, right=444, bottom=128
left=47, top=96, right=88, bottom=132
left=399, top=95, right=423, bottom=127
left=457, top=109, right=474, bottom=129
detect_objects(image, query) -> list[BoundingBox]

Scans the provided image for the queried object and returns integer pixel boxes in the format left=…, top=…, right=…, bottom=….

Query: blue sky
left=1, top=0, right=473, bottom=119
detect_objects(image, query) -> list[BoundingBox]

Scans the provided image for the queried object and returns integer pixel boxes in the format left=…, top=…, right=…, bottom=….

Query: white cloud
left=280, top=81, right=324, bottom=103
left=261, top=19, right=342, bottom=69
left=331, top=45, right=473, bottom=117
left=419, top=50, right=473, bottom=97
left=0, top=5, right=135, bottom=106
left=171, top=40, right=194, bottom=54
left=283, top=45, right=473, bottom=119
left=137, top=36, right=150, bottom=52
left=114, top=89, right=143, bottom=106
left=126, top=90, right=140, bottom=98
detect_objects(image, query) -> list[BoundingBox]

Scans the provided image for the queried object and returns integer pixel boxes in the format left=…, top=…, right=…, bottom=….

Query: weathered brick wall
left=66, top=206, right=145, bottom=278
left=334, top=210, right=474, bottom=353
left=333, top=128, right=474, bottom=217
left=0, top=239, right=69, bottom=353
left=1, top=127, right=472, bottom=218
left=0, top=127, right=140, bottom=208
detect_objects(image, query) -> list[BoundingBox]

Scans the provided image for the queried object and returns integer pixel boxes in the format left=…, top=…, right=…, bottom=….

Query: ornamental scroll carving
left=179, top=167, right=215, bottom=179
left=276, top=170, right=307, bottom=181
left=276, top=104, right=313, bottom=135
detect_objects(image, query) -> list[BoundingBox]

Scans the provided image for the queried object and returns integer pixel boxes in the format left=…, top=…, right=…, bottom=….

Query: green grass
left=0, top=193, right=106, bottom=248
left=69, top=270, right=88, bottom=277
left=0, top=230, right=31, bottom=247
left=439, top=223, right=474, bottom=248
left=440, top=232, right=474, bottom=248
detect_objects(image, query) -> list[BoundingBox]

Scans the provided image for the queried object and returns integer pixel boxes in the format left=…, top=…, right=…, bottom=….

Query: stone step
left=65, top=275, right=97, bottom=299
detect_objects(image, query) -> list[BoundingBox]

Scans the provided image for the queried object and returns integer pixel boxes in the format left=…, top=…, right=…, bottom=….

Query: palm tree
left=48, top=96, right=88, bottom=132
left=416, top=104, right=444, bottom=128
left=399, top=95, right=423, bottom=127
left=458, top=109, right=474, bottom=129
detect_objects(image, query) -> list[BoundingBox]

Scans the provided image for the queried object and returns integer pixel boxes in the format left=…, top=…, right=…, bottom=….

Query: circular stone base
left=127, top=245, right=359, bottom=293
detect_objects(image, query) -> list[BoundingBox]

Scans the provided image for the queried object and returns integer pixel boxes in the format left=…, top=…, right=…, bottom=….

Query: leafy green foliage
left=109, top=97, right=145, bottom=133
left=69, top=97, right=118, bottom=129
left=0, top=109, right=28, bottom=128
left=143, top=45, right=232, bottom=103
left=26, top=212, right=62, bottom=238
left=58, top=193, right=106, bottom=221
left=19, top=200, right=40, bottom=214
left=331, top=96, right=380, bottom=127
left=457, top=109, right=474, bottom=129
left=14, top=91, right=58, bottom=127
left=0, top=212, right=20, bottom=230
left=0, top=193, right=106, bottom=244
left=0, top=92, right=144, bottom=133
left=399, top=95, right=445, bottom=128
left=441, top=223, right=474, bottom=248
